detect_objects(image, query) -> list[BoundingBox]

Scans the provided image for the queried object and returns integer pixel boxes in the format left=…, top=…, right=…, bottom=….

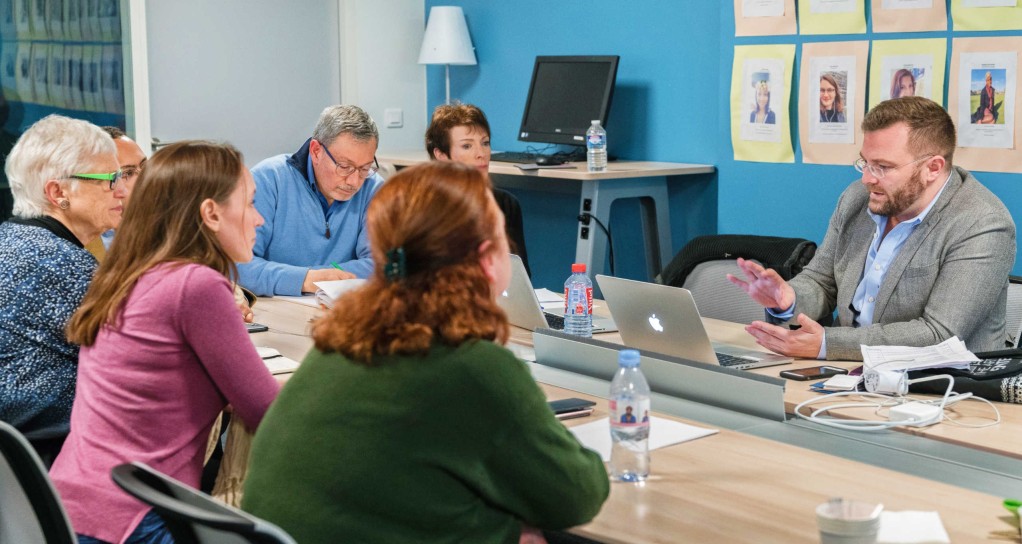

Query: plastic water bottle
left=609, top=349, right=650, bottom=482
left=563, top=263, right=592, bottom=338
left=586, top=120, right=607, bottom=172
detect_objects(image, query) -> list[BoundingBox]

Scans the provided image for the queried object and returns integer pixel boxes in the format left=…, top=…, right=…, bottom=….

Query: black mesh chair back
left=0, top=420, right=76, bottom=544
left=111, top=462, right=296, bottom=544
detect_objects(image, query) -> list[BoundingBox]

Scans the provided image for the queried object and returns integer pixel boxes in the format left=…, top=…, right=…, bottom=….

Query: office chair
left=494, top=188, right=531, bottom=277
left=660, top=234, right=816, bottom=325
left=1006, top=275, right=1022, bottom=348
left=111, top=462, right=296, bottom=544
left=0, top=420, right=77, bottom=544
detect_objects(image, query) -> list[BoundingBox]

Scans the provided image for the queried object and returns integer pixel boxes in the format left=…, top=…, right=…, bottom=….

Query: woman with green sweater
left=242, top=161, right=609, bottom=543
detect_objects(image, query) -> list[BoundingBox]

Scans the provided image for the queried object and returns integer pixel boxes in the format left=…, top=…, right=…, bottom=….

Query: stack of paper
left=313, top=279, right=367, bottom=309
left=861, top=336, right=978, bottom=373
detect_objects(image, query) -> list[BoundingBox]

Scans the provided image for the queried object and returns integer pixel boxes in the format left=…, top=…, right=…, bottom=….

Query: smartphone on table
left=547, top=398, right=597, bottom=420
left=779, top=365, right=848, bottom=381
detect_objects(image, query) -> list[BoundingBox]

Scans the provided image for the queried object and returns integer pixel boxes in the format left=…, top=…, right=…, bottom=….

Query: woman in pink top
left=51, top=141, right=281, bottom=544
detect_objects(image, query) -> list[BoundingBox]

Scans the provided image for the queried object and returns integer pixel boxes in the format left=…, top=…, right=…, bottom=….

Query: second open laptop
left=498, top=255, right=617, bottom=333
left=595, top=274, right=791, bottom=370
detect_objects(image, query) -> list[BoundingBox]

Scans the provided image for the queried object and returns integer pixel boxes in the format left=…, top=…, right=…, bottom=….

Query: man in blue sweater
left=239, top=105, right=384, bottom=296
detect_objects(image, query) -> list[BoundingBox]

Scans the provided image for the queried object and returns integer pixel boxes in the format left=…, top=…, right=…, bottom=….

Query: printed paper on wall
left=734, top=0, right=796, bottom=36
left=731, top=44, right=795, bottom=163
left=872, top=0, right=947, bottom=33
left=799, top=0, right=866, bottom=34
left=868, top=39, right=946, bottom=110
left=801, top=41, right=869, bottom=165
left=950, top=37, right=1022, bottom=173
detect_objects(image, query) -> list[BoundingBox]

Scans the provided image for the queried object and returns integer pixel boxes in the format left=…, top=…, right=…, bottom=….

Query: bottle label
left=563, top=286, right=593, bottom=316
left=609, top=398, right=651, bottom=429
left=587, top=134, right=605, bottom=148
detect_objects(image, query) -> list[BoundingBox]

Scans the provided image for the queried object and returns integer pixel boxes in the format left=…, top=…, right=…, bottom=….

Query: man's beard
left=870, top=167, right=925, bottom=218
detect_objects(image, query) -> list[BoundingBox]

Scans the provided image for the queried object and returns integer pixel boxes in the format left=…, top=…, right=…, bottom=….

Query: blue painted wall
left=424, top=0, right=1022, bottom=290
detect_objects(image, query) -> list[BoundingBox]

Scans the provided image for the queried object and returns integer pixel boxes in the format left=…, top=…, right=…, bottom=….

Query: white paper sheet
left=568, top=416, right=718, bottom=462
left=742, top=0, right=785, bottom=17
left=958, top=51, right=1016, bottom=149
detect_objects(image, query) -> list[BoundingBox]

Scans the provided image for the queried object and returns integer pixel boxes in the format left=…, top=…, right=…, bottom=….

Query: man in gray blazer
left=729, top=97, right=1015, bottom=361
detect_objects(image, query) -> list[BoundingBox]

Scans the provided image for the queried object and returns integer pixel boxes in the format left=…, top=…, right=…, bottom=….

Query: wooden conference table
left=225, top=296, right=1017, bottom=543
left=377, top=150, right=715, bottom=282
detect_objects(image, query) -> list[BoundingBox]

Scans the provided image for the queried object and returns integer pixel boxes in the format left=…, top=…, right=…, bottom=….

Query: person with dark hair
left=819, top=74, right=846, bottom=123
left=890, top=69, right=916, bottom=99
left=730, top=97, right=1015, bottom=361
left=972, top=71, right=1000, bottom=124
left=0, top=115, right=122, bottom=434
left=51, top=141, right=280, bottom=544
left=238, top=104, right=384, bottom=296
left=242, top=161, right=608, bottom=544
left=426, top=102, right=532, bottom=276
left=84, top=126, right=146, bottom=261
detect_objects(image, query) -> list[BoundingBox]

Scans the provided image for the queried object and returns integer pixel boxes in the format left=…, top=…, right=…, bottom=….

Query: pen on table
left=331, top=262, right=344, bottom=272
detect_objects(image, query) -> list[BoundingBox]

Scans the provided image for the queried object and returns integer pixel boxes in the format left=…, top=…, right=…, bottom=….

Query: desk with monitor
left=377, top=149, right=715, bottom=282
left=232, top=296, right=1021, bottom=542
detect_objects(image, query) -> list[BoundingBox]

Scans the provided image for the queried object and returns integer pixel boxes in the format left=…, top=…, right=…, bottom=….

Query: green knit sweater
left=242, top=340, right=609, bottom=543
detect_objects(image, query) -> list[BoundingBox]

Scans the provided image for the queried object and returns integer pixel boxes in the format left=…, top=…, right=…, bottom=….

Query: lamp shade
left=418, top=6, right=477, bottom=66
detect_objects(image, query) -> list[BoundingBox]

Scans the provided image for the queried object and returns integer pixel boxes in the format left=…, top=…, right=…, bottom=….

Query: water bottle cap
left=618, top=349, right=640, bottom=367
left=571, top=263, right=586, bottom=273
left=591, top=120, right=600, bottom=125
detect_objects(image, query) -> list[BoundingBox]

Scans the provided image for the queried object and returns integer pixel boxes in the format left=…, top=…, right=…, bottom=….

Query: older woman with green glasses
left=0, top=114, right=124, bottom=438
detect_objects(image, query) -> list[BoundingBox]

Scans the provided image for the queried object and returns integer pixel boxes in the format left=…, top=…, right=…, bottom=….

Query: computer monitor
left=516, top=55, right=619, bottom=147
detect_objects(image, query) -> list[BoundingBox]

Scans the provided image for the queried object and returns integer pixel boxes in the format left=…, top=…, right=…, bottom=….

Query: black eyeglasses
left=67, top=171, right=123, bottom=191
left=316, top=139, right=379, bottom=179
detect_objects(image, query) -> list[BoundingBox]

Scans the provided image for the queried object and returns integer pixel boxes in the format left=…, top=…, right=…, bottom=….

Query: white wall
left=339, top=0, right=426, bottom=152
left=143, top=0, right=342, bottom=166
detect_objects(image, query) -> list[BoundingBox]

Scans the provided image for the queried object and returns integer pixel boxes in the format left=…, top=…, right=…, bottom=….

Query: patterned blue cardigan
left=0, top=217, right=97, bottom=433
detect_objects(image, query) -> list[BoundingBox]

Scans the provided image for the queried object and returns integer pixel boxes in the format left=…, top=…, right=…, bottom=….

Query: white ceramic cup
left=816, top=498, right=883, bottom=544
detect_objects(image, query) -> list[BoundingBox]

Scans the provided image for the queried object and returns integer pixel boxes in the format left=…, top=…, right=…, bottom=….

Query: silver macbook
left=595, top=275, right=791, bottom=370
left=498, top=255, right=617, bottom=333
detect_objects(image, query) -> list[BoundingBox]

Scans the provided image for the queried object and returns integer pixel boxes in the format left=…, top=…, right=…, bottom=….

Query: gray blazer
left=788, top=166, right=1016, bottom=361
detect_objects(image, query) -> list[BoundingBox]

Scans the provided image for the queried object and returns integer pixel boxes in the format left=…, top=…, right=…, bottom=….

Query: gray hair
left=311, top=105, right=379, bottom=146
left=7, top=115, right=116, bottom=218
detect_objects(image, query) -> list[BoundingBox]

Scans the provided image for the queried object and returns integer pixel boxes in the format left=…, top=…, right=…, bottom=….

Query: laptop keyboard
left=544, top=313, right=565, bottom=330
left=491, top=151, right=548, bottom=164
left=716, top=352, right=759, bottom=369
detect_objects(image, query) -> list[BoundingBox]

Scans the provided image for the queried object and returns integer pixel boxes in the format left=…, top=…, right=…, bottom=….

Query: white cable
left=794, top=374, right=995, bottom=432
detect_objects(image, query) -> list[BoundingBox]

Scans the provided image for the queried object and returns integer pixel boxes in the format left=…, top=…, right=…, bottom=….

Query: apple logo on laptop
left=648, top=314, right=664, bottom=332
left=501, top=289, right=509, bottom=298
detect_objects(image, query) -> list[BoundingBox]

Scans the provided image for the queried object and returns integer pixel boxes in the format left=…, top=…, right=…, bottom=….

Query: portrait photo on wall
left=739, top=59, right=783, bottom=143
left=957, top=51, right=1016, bottom=150
left=809, top=55, right=856, bottom=145
left=970, top=68, right=1006, bottom=125
left=879, top=55, right=933, bottom=102
left=818, top=71, right=847, bottom=123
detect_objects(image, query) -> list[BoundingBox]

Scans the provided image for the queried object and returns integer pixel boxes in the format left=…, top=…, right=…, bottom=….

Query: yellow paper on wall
left=799, top=0, right=866, bottom=35
left=731, top=44, right=795, bottom=163
left=952, top=0, right=1022, bottom=31
left=868, top=39, right=947, bottom=110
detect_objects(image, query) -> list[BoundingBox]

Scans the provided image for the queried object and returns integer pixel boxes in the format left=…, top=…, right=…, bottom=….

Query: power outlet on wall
left=384, top=108, right=403, bottom=128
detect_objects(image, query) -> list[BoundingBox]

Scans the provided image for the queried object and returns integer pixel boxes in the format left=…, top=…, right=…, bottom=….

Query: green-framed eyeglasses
left=68, top=171, right=123, bottom=191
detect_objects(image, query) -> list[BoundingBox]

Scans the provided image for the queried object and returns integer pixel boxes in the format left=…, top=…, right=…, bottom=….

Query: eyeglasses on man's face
left=316, top=139, right=379, bottom=180
left=68, top=171, right=123, bottom=191
left=119, top=165, right=142, bottom=181
left=853, top=155, right=933, bottom=180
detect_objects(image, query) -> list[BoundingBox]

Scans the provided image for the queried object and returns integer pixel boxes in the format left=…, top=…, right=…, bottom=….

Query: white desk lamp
left=418, top=6, right=477, bottom=105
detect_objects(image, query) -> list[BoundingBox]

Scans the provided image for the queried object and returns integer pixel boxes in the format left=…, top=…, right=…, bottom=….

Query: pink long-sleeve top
left=50, top=262, right=281, bottom=544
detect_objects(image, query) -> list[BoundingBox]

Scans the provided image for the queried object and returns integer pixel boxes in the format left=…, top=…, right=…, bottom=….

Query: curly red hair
left=312, top=161, right=510, bottom=364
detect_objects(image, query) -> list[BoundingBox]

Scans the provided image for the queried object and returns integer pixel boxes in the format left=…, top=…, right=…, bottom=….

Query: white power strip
left=888, top=401, right=942, bottom=426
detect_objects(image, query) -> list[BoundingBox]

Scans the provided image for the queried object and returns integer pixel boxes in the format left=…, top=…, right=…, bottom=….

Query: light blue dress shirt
left=770, top=172, right=951, bottom=358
